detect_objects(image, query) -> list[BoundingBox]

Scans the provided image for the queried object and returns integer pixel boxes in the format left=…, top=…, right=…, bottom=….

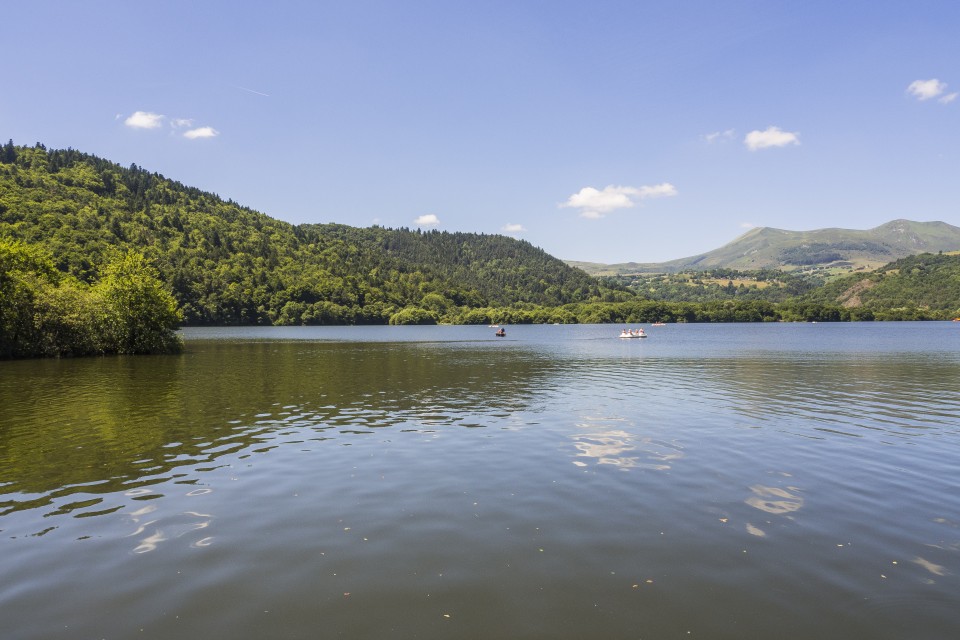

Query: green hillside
left=604, top=268, right=824, bottom=304
left=0, top=142, right=615, bottom=326
left=572, top=220, right=960, bottom=275
left=798, top=252, right=960, bottom=319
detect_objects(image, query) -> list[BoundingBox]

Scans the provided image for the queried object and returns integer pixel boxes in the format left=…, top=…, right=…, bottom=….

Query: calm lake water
left=2, top=322, right=959, bottom=639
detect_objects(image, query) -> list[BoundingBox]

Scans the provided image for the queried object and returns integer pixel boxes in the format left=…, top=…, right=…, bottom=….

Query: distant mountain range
left=568, top=219, right=960, bottom=275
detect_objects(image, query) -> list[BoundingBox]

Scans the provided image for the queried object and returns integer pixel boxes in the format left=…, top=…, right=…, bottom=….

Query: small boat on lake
left=618, top=328, right=647, bottom=339
left=651, top=322, right=666, bottom=327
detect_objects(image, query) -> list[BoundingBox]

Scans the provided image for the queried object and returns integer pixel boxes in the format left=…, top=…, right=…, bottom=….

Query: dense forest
left=2, top=141, right=960, bottom=358
left=0, top=142, right=619, bottom=329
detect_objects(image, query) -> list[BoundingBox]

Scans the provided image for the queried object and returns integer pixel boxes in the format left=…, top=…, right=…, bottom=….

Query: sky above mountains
left=4, top=1, right=959, bottom=263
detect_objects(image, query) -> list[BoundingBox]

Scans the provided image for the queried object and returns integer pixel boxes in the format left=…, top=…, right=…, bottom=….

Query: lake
left=2, top=322, right=959, bottom=639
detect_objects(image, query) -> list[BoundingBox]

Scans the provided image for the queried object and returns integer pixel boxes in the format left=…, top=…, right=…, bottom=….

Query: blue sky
left=3, top=1, right=958, bottom=263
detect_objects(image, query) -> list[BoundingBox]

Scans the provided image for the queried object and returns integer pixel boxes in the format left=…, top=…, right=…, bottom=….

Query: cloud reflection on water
left=570, top=418, right=684, bottom=471
left=745, top=484, right=804, bottom=515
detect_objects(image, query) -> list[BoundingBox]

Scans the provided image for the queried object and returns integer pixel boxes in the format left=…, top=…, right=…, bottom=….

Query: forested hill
left=0, top=142, right=615, bottom=325
left=799, top=252, right=960, bottom=318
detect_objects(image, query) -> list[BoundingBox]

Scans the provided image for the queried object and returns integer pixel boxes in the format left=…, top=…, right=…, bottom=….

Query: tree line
left=2, top=141, right=959, bottom=358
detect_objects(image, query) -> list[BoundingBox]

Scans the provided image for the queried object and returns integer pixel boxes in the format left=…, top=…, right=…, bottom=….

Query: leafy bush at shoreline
left=0, top=238, right=182, bottom=358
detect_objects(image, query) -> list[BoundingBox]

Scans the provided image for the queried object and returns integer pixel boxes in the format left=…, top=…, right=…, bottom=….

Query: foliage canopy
left=0, top=237, right=182, bottom=358
left=0, top=143, right=616, bottom=330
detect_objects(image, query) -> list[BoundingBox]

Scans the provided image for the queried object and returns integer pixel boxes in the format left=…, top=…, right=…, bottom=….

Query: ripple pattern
left=2, top=324, right=960, bottom=640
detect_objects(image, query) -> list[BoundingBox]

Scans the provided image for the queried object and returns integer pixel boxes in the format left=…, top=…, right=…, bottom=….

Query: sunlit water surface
left=2, top=323, right=959, bottom=639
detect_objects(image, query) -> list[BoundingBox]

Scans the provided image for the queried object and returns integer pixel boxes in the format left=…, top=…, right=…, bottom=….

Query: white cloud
left=171, top=118, right=194, bottom=128
left=744, top=126, right=800, bottom=151
left=183, top=126, right=220, bottom=139
left=939, top=92, right=958, bottom=104
left=907, top=78, right=946, bottom=101
left=502, top=223, right=525, bottom=233
left=740, top=222, right=756, bottom=229
left=124, top=111, right=165, bottom=129
left=561, top=183, right=678, bottom=219
left=635, top=183, right=678, bottom=199
left=414, top=214, right=440, bottom=226
left=704, top=129, right=735, bottom=143
left=564, top=186, right=633, bottom=218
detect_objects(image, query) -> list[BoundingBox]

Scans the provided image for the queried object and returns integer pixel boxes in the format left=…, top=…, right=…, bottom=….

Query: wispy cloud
left=561, top=183, right=678, bottom=219
left=171, top=118, right=194, bottom=128
left=183, top=126, right=220, bottom=139
left=907, top=78, right=947, bottom=101
left=939, top=92, right=958, bottom=104
left=704, top=129, right=735, bottom=143
left=740, top=222, right=757, bottom=229
left=414, top=214, right=440, bottom=226
left=235, top=85, right=270, bottom=97
left=124, top=111, right=165, bottom=129
left=502, top=223, right=525, bottom=233
left=744, top=126, right=800, bottom=151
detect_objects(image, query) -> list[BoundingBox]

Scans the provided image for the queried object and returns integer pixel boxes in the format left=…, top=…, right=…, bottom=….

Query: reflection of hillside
left=5, top=340, right=956, bottom=520
left=0, top=355, right=192, bottom=511
left=642, top=356, right=960, bottom=437
left=0, top=341, right=563, bottom=515
left=555, top=352, right=960, bottom=474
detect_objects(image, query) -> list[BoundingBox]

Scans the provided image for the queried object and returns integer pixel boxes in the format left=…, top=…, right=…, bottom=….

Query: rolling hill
left=799, top=251, right=960, bottom=317
left=570, top=220, right=960, bottom=275
left=0, top=142, right=615, bottom=325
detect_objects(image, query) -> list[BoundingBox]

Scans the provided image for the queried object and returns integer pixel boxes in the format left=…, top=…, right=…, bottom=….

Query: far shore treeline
left=2, top=142, right=960, bottom=358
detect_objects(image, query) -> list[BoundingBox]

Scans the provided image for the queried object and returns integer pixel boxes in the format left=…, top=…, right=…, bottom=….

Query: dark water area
left=2, top=323, right=959, bottom=639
